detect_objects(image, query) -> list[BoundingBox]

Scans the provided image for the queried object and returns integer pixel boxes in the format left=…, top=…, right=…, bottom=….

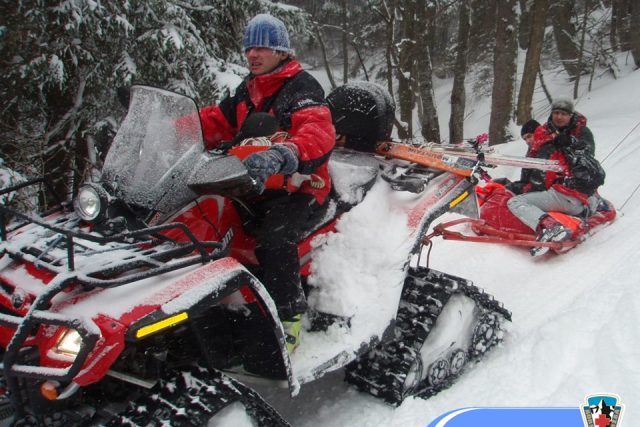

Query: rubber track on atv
left=345, top=266, right=511, bottom=405
left=105, top=366, right=290, bottom=427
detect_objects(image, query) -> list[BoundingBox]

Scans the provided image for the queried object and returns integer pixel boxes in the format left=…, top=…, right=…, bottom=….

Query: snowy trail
left=2, top=56, right=637, bottom=427
left=267, top=65, right=640, bottom=426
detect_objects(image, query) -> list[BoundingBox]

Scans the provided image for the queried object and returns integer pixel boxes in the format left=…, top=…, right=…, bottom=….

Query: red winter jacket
left=199, top=60, right=335, bottom=204
left=530, top=112, right=594, bottom=157
left=527, top=113, right=594, bottom=204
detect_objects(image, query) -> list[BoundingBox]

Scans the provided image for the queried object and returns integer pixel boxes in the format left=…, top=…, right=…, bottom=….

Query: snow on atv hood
left=53, top=259, right=250, bottom=321
left=0, top=236, right=247, bottom=324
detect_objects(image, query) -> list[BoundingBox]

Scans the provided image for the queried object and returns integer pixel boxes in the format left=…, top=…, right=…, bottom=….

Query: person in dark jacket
left=199, top=14, right=335, bottom=352
left=530, top=97, right=595, bottom=156
left=521, top=119, right=539, bottom=148
left=507, top=98, right=605, bottom=256
left=504, top=119, right=541, bottom=194
left=507, top=98, right=596, bottom=196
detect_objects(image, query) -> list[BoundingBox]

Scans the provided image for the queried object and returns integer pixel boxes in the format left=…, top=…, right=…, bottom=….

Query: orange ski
left=375, top=142, right=476, bottom=176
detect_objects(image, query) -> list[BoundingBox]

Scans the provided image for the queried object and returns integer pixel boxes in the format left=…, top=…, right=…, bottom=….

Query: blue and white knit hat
left=243, top=14, right=292, bottom=54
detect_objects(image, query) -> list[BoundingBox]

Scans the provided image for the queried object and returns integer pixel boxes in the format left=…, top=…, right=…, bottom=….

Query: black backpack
left=563, top=149, right=606, bottom=195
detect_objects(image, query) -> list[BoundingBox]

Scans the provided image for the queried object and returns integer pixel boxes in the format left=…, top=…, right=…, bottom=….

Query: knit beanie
left=551, top=97, right=575, bottom=114
left=243, top=14, right=292, bottom=54
left=520, top=119, right=540, bottom=136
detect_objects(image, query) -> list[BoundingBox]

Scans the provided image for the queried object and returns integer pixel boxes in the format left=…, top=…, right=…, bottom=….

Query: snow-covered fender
left=67, top=257, right=294, bottom=389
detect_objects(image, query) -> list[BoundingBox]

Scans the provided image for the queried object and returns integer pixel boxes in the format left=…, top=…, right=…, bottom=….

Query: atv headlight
left=54, top=328, right=83, bottom=358
left=74, top=184, right=108, bottom=222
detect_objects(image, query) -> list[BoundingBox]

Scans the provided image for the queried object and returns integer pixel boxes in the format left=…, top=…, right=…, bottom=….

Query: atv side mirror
left=187, top=154, right=255, bottom=197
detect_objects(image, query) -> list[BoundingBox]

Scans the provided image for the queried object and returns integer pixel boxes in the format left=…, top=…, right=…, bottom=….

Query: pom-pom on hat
left=243, top=14, right=292, bottom=54
left=520, top=119, right=540, bottom=136
left=551, top=97, right=574, bottom=114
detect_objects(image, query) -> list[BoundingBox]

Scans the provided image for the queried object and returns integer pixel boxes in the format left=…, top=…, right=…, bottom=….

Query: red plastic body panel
left=0, top=163, right=476, bottom=389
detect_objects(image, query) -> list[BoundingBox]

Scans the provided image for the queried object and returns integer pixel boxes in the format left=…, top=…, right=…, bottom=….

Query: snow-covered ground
left=2, top=49, right=638, bottom=426
left=250, top=59, right=640, bottom=426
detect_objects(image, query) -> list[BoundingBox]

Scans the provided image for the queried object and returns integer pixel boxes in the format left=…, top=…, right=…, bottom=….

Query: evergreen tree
left=0, top=0, right=307, bottom=206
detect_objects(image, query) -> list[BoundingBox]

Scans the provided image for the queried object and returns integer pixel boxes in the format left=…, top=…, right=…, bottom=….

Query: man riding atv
left=199, top=14, right=335, bottom=352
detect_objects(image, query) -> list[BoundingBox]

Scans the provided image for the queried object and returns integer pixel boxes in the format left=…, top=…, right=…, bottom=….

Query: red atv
left=0, top=86, right=510, bottom=426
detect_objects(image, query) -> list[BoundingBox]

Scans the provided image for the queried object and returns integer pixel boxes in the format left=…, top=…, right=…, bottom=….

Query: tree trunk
left=517, top=0, right=531, bottom=49
left=617, top=0, right=633, bottom=51
left=380, top=0, right=404, bottom=138
left=449, top=0, right=470, bottom=144
left=550, top=0, right=580, bottom=79
left=489, top=0, right=518, bottom=146
left=416, top=45, right=440, bottom=143
left=397, top=0, right=417, bottom=138
left=385, top=10, right=395, bottom=107
left=630, top=0, right=640, bottom=66
left=538, top=67, right=553, bottom=104
left=573, top=0, right=591, bottom=99
left=516, top=0, right=548, bottom=124
left=341, top=0, right=349, bottom=84
left=314, top=22, right=337, bottom=90
left=415, top=1, right=440, bottom=142
left=351, top=40, right=369, bottom=81
left=41, top=79, right=87, bottom=207
left=610, top=0, right=619, bottom=51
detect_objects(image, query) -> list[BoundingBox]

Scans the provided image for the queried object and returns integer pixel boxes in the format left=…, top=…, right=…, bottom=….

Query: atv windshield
left=102, top=86, right=203, bottom=211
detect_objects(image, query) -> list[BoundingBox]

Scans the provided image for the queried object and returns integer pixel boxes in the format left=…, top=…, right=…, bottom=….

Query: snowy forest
left=1, top=0, right=640, bottom=207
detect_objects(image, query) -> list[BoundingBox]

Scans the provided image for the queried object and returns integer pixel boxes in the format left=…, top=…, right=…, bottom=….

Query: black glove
left=554, top=133, right=575, bottom=148
left=505, top=181, right=524, bottom=194
left=571, top=138, right=587, bottom=151
left=527, top=169, right=547, bottom=189
left=563, top=176, right=578, bottom=189
left=243, top=144, right=299, bottom=193
left=492, top=177, right=511, bottom=186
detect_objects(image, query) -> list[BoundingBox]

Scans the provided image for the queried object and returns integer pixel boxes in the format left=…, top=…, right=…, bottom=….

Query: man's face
left=551, top=110, right=572, bottom=128
left=245, top=47, right=288, bottom=75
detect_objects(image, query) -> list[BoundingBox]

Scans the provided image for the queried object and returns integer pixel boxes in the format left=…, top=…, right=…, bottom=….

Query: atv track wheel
left=471, top=312, right=501, bottom=357
left=426, top=358, right=450, bottom=386
left=449, top=349, right=467, bottom=376
left=106, top=366, right=289, bottom=427
left=345, top=267, right=511, bottom=405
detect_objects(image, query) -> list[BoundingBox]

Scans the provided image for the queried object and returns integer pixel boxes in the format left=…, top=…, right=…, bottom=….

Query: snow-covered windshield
left=102, top=86, right=203, bottom=210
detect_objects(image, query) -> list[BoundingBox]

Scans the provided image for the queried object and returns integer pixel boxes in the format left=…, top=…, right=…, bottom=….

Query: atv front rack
left=0, top=179, right=232, bottom=289
left=1, top=178, right=235, bottom=419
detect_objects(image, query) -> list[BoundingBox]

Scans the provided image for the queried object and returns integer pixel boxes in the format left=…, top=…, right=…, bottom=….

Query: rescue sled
left=425, top=182, right=616, bottom=254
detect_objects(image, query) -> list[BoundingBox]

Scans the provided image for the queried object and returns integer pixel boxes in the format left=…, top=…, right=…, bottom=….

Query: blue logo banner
left=427, top=407, right=585, bottom=427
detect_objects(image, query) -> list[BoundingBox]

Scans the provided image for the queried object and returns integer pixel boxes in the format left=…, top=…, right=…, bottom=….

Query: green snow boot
left=282, top=314, right=302, bottom=353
